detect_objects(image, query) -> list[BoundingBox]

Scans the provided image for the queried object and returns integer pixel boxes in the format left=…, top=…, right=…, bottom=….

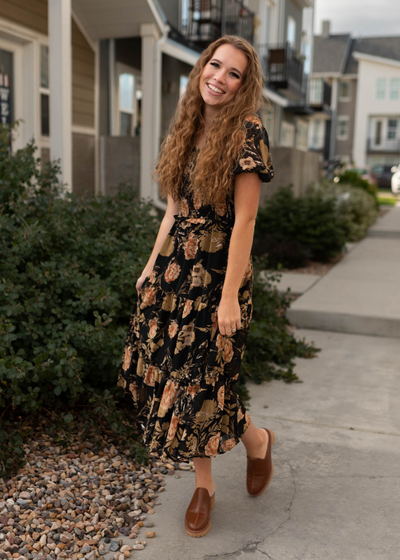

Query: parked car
left=391, top=165, right=400, bottom=193
left=370, top=164, right=396, bottom=188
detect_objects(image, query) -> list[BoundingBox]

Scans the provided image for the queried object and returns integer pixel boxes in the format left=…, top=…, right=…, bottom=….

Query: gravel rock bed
left=0, top=434, right=194, bottom=559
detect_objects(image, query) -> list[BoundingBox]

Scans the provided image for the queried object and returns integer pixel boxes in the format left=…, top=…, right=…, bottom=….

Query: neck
left=203, top=103, right=220, bottom=133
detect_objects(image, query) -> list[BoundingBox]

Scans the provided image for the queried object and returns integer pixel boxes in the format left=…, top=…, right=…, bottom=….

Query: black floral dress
left=117, top=116, right=274, bottom=462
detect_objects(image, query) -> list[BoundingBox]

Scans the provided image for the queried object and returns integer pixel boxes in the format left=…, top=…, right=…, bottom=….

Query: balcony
left=309, top=78, right=332, bottom=113
left=180, top=0, right=255, bottom=49
left=367, top=138, right=400, bottom=153
left=262, top=42, right=307, bottom=102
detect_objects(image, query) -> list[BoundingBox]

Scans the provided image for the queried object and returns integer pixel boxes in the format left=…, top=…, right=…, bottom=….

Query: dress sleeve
left=232, top=117, right=274, bottom=183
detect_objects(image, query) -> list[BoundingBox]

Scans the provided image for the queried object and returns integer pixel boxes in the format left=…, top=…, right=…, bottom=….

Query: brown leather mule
left=184, top=487, right=215, bottom=537
left=246, top=428, right=275, bottom=497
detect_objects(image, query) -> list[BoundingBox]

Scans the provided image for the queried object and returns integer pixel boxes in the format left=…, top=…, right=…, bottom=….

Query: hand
left=217, top=296, right=241, bottom=336
left=136, top=272, right=150, bottom=296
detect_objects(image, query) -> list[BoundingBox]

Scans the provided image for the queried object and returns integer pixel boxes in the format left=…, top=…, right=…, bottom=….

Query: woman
left=117, top=35, right=275, bottom=538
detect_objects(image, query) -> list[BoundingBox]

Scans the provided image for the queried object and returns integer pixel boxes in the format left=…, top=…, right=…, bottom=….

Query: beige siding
left=72, top=20, right=95, bottom=129
left=0, top=0, right=47, bottom=34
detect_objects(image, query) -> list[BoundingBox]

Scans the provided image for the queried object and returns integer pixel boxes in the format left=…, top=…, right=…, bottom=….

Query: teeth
left=208, top=84, right=224, bottom=94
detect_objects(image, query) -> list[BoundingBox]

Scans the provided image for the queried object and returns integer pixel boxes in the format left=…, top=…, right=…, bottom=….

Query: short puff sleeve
left=233, top=117, right=274, bottom=183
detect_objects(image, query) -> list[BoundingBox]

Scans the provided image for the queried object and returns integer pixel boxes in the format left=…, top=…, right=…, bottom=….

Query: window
left=390, top=78, right=400, bottom=100
left=387, top=118, right=398, bottom=140
left=180, top=0, right=189, bottom=33
left=312, top=120, right=321, bottom=147
left=119, top=73, right=135, bottom=136
left=374, top=120, right=382, bottom=145
left=376, top=78, right=386, bottom=100
left=180, top=75, right=189, bottom=97
left=287, top=16, right=296, bottom=48
left=40, top=45, right=50, bottom=136
left=281, top=121, right=295, bottom=147
left=296, top=119, right=308, bottom=151
left=337, top=116, right=349, bottom=140
left=339, top=81, right=349, bottom=100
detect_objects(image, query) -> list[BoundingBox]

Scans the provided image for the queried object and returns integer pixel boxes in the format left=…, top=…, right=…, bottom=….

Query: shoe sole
left=184, top=494, right=215, bottom=538
left=249, top=429, right=275, bottom=498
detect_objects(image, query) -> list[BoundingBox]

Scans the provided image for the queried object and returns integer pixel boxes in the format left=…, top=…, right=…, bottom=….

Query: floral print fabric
left=117, top=117, right=274, bottom=462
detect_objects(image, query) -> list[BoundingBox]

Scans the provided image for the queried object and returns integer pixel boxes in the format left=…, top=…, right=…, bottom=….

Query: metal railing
left=181, top=0, right=254, bottom=47
left=259, top=42, right=306, bottom=98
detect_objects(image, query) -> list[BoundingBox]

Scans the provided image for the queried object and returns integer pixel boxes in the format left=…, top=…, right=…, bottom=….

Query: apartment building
left=309, top=21, right=400, bottom=167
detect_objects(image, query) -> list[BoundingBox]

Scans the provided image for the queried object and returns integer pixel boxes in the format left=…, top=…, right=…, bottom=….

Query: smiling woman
left=117, top=35, right=275, bottom=539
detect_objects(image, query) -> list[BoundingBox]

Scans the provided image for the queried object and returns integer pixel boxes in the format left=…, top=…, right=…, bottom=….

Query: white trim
left=353, top=51, right=400, bottom=70
left=0, top=22, right=39, bottom=152
left=146, top=0, right=169, bottom=35
left=94, top=40, right=99, bottom=195
left=262, top=86, right=289, bottom=107
left=49, top=0, right=72, bottom=191
left=0, top=16, right=47, bottom=44
left=336, top=114, right=349, bottom=141
left=160, top=37, right=200, bottom=66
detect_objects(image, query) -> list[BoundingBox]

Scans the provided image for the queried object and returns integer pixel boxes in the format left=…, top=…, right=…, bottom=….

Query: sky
left=314, top=0, right=400, bottom=37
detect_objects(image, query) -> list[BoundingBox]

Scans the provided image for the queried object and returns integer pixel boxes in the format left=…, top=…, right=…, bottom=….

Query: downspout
left=152, top=34, right=168, bottom=212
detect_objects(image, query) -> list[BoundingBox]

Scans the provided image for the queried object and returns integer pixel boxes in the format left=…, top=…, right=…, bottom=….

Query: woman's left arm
left=217, top=172, right=261, bottom=336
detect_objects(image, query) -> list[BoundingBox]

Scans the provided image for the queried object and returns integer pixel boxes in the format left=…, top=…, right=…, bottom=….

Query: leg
left=192, top=457, right=215, bottom=498
left=241, top=417, right=269, bottom=459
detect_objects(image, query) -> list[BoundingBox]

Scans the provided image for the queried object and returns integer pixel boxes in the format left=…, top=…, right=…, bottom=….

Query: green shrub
left=335, top=169, right=378, bottom=203
left=254, top=185, right=347, bottom=268
left=314, top=181, right=379, bottom=241
left=0, top=125, right=318, bottom=479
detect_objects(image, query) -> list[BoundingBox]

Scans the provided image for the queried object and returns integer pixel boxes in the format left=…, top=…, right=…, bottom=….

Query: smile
left=206, top=83, right=225, bottom=94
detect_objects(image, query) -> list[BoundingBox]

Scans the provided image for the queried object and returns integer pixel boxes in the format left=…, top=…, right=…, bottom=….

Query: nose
left=213, top=68, right=225, bottom=83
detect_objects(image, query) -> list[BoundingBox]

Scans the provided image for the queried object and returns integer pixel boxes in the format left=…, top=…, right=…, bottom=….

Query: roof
left=344, top=36, right=400, bottom=74
left=313, top=34, right=351, bottom=73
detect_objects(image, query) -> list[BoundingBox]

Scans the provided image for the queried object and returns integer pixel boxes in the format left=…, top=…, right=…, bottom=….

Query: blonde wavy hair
left=157, top=35, right=264, bottom=205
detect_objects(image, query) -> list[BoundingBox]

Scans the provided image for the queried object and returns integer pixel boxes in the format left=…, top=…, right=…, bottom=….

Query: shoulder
left=242, top=115, right=270, bottom=145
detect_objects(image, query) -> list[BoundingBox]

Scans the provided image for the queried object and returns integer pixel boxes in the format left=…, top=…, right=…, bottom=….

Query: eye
left=230, top=72, right=240, bottom=79
left=210, top=62, right=219, bottom=68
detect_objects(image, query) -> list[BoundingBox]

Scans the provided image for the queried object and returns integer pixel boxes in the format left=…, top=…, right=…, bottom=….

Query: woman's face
left=199, top=44, right=248, bottom=111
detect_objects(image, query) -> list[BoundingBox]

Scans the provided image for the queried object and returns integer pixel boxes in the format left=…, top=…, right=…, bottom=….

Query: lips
left=206, top=83, right=225, bottom=95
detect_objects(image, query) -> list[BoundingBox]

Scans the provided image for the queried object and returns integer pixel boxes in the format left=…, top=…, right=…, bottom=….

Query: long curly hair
left=157, top=35, right=264, bottom=205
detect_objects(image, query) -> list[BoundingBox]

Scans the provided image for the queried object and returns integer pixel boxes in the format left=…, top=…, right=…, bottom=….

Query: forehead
left=210, top=44, right=248, bottom=73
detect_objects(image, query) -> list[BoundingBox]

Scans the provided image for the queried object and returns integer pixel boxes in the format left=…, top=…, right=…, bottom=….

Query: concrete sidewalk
left=117, top=329, right=399, bottom=560
left=287, top=207, right=400, bottom=338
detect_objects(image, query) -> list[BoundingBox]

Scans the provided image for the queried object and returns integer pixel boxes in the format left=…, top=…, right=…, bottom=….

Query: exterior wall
left=72, top=20, right=95, bottom=129
left=99, top=39, right=110, bottom=136
left=260, top=146, right=320, bottom=204
left=161, top=53, right=192, bottom=140
left=72, top=132, right=95, bottom=195
left=100, top=136, right=140, bottom=195
left=334, top=78, right=357, bottom=161
left=0, top=0, right=47, bottom=35
left=285, top=0, right=303, bottom=51
left=353, top=58, right=400, bottom=167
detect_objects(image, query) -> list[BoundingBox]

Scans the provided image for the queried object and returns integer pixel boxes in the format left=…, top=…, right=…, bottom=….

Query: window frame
left=376, top=78, right=386, bottom=100
left=339, top=81, right=350, bottom=101
left=39, top=44, right=50, bottom=139
left=389, top=78, right=400, bottom=101
left=336, top=115, right=349, bottom=141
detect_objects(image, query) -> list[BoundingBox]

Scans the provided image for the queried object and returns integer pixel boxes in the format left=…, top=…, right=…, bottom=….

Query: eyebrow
left=210, top=58, right=242, bottom=76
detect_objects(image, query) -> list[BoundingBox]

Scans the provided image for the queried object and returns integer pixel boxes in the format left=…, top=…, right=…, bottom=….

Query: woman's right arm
left=136, top=194, right=179, bottom=294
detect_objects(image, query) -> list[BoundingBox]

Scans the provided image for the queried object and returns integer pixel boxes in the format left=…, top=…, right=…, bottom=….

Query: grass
left=377, top=196, right=397, bottom=206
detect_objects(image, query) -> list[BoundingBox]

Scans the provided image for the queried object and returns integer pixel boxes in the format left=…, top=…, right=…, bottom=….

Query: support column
left=49, top=0, right=72, bottom=191
left=140, top=24, right=159, bottom=202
